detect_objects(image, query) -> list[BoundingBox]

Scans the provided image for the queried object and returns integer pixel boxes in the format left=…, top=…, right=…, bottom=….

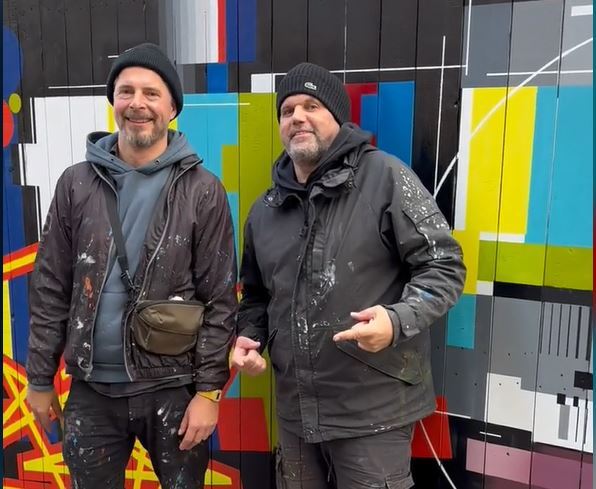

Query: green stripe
left=477, top=241, right=592, bottom=290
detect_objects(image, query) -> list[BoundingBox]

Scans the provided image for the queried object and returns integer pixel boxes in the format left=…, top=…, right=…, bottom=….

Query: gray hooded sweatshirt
left=85, top=130, right=197, bottom=383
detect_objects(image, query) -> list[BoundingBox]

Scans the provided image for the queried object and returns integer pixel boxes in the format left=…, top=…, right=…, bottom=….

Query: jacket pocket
left=332, top=328, right=423, bottom=385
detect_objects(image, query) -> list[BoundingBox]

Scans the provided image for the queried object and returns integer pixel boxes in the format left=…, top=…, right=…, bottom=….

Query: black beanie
left=276, top=63, right=351, bottom=125
left=106, top=43, right=183, bottom=117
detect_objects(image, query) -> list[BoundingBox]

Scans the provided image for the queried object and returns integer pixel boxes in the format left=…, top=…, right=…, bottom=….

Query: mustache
left=124, top=110, right=153, bottom=120
left=290, top=129, right=315, bottom=138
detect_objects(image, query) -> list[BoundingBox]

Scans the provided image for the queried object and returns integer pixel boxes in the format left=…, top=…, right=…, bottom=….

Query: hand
left=178, top=394, right=219, bottom=450
left=231, top=336, right=267, bottom=376
left=26, top=387, right=63, bottom=433
left=333, top=305, right=394, bottom=352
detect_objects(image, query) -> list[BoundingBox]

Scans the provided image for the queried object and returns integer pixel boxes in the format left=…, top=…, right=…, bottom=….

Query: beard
left=119, top=112, right=168, bottom=148
left=286, top=132, right=331, bottom=166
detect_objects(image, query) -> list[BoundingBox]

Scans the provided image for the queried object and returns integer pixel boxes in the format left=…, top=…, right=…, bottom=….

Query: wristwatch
left=196, top=389, right=223, bottom=402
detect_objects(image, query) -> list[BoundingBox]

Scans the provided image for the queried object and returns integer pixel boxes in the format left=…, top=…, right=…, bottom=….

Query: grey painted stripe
left=576, top=307, right=582, bottom=359
left=556, top=304, right=563, bottom=356
left=548, top=303, right=555, bottom=355
left=558, top=404, right=570, bottom=440
left=585, top=308, right=592, bottom=362
left=565, top=305, right=572, bottom=357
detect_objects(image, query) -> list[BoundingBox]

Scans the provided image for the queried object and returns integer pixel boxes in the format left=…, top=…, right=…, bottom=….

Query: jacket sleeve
left=237, top=212, right=270, bottom=350
left=26, top=170, right=74, bottom=387
left=383, top=164, right=466, bottom=344
left=192, top=178, right=238, bottom=391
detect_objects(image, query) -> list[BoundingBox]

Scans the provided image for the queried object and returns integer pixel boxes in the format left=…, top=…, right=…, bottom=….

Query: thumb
left=350, top=307, right=376, bottom=321
left=178, top=409, right=189, bottom=435
left=51, top=394, right=63, bottom=420
left=236, top=336, right=261, bottom=350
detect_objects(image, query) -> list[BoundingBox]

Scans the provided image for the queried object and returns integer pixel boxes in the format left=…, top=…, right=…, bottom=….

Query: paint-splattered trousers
left=62, top=380, right=209, bottom=489
left=276, top=423, right=415, bottom=489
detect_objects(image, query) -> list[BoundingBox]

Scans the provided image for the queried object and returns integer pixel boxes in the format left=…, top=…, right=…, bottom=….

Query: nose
left=291, top=105, right=307, bottom=122
left=129, top=90, right=146, bottom=109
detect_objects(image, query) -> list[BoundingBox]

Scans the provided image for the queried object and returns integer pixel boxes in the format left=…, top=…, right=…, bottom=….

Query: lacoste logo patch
left=304, top=81, right=317, bottom=90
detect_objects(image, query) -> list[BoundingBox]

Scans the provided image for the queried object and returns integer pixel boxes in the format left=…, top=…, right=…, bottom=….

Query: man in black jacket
left=26, top=43, right=237, bottom=488
left=232, top=63, right=466, bottom=489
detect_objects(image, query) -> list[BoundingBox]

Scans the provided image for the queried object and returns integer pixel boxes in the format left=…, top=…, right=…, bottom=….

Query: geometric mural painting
left=3, top=0, right=592, bottom=487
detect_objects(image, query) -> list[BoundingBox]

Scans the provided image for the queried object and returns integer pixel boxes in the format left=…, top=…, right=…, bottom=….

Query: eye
left=117, top=87, right=133, bottom=97
left=281, top=107, right=293, bottom=117
left=305, top=102, right=318, bottom=111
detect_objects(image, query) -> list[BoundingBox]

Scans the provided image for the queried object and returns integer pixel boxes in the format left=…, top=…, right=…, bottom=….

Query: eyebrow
left=282, top=96, right=319, bottom=109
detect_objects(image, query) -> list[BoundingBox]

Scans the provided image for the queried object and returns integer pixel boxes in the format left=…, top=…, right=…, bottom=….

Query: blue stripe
left=178, top=93, right=239, bottom=179
left=238, top=0, right=257, bottom=62
left=206, top=63, right=228, bottom=93
left=226, top=0, right=238, bottom=62
left=447, top=294, right=476, bottom=349
left=526, top=87, right=556, bottom=244
left=547, top=87, right=593, bottom=247
left=360, top=94, right=379, bottom=136
left=377, top=82, right=415, bottom=166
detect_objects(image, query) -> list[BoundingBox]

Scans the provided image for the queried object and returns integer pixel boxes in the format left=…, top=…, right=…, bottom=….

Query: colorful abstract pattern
left=3, top=0, right=592, bottom=487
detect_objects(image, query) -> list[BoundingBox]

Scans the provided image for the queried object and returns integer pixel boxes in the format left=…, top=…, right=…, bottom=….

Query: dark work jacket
left=26, top=154, right=237, bottom=392
left=238, top=123, right=466, bottom=443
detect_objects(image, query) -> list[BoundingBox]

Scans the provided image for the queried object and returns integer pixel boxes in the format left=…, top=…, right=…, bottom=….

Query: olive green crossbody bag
left=103, top=180, right=205, bottom=356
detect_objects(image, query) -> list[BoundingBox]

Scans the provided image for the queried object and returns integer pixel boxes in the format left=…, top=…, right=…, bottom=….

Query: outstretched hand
left=333, top=305, right=394, bottom=352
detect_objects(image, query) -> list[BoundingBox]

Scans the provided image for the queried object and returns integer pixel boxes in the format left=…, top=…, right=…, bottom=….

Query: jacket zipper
left=87, top=166, right=118, bottom=377
left=123, top=162, right=198, bottom=378
left=90, top=161, right=198, bottom=380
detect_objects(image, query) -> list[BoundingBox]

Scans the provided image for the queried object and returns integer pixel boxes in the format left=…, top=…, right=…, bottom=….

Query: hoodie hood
left=272, top=122, right=371, bottom=194
left=85, top=129, right=198, bottom=175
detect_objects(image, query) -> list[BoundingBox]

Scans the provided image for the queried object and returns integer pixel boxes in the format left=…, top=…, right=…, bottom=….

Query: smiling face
left=113, top=66, right=175, bottom=153
left=279, top=94, right=340, bottom=175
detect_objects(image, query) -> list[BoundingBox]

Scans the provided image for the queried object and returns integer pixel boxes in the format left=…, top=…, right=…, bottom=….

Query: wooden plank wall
left=3, top=1, right=592, bottom=488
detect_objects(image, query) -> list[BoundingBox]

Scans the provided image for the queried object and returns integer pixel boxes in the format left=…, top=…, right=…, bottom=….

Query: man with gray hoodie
left=26, top=43, right=237, bottom=488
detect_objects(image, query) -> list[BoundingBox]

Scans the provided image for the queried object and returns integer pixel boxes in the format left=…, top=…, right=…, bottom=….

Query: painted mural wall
left=2, top=1, right=592, bottom=488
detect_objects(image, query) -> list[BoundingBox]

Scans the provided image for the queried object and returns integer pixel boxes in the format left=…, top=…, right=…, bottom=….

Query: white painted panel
left=454, top=89, right=472, bottom=230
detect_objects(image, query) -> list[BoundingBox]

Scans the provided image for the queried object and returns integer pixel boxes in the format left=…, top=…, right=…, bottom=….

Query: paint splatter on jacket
left=26, top=147, right=237, bottom=392
left=238, top=123, right=466, bottom=442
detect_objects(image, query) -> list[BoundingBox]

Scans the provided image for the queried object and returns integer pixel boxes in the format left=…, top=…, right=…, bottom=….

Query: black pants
left=276, top=424, right=415, bottom=489
left=62, top=380, right=209, bottom=489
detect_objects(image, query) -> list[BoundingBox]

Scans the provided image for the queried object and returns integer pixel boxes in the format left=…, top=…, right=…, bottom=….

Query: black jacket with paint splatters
left=26, top=153, right=237, bottom=392
left=238, top=123, right=466, bottom=443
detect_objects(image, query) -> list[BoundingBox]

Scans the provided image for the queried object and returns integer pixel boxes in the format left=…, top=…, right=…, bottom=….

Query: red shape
left=218, top=0, right=226, bottom=62
left=411, top=396, right=453, bottom=459
left=3, top=101, right=14, bottom=148
left=3, top=243, right=38, bottom=264
left=3, top=243, right=39, bottom=280
left=218, top=397, right=270, bottom=452
left=344, top=83, right=378, bottom=126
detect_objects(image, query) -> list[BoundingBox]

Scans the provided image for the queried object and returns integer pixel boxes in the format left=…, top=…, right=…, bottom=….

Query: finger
left=179, top=427, right=197, bottom=450
left=178, top=411, right=189, bottom=436
left=248, top=359, right=266, bottom=375
left=333, top=328, right=359, bottom=342
left=231, top=350, right=246, bottom=368
left=236, top=336, right=261, bottom=350
left=350, top=307, right=376, bottom=321
left=36, top=411, right=53, bottom=433
left=51, top=395, right=63, bottom=420
left=245, top=349, right=263, bottom=363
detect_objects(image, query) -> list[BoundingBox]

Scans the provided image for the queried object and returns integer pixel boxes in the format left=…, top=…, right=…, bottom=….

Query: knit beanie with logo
left=276, top=62, right=351, bottom=125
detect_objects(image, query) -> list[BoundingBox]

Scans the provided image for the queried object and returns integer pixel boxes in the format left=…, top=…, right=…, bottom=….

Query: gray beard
left=287, top=135, right=331, bottom=168
left=122, top=127, right=163, bottom=148
left=287, top=145, right=325, bottom=167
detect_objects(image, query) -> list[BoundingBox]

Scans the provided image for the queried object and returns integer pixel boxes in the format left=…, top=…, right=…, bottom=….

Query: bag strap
left=103, top=182, right=137, bottom=293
